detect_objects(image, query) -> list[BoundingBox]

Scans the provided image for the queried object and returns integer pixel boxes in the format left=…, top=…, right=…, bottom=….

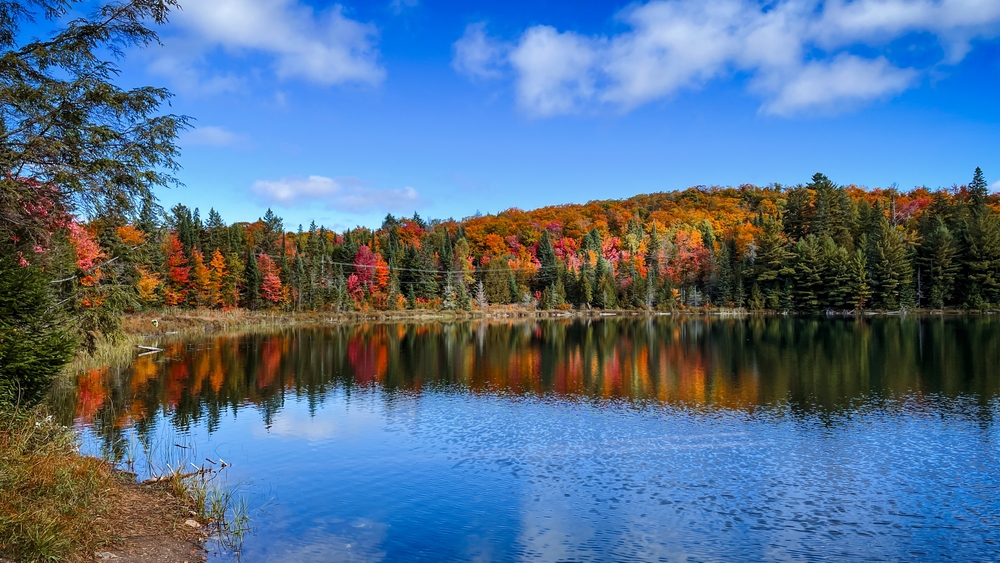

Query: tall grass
left=0, top=406, right=121, bottom=561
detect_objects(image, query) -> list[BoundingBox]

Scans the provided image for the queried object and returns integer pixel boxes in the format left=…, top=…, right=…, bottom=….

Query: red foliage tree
left=163, top=234, right=189, bottom=306
left=257, top=253, right=285, bottom=305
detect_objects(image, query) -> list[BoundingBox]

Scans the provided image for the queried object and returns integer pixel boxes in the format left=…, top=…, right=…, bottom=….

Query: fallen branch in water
left=141, top=468, right=211, bottom=484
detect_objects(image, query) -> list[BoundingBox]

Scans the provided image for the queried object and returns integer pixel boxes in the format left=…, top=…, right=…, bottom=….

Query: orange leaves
left=116, top=224, right=147, bottom=245
left=163, top=233, right=189, bottom=306
left=480, top=233, right=509, bottom=259
left=208, top=249, right=228, bottom=308
left=136, top=267, right=162, bottom=303
left=191, top=249, right=212, bottom=306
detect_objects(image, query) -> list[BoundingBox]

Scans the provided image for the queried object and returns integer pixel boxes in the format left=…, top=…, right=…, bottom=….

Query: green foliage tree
left=483, top=258, right=513, bottom=304
left=0, top=0, right=183, bottom=397
left=964, top=209, right=1000, bottom=307
left=918, top=217, right=959, bottom=308
left=0, top=256, right=76, bottom=405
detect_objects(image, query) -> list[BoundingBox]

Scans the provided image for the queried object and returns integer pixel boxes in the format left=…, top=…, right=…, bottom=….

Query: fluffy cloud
left=762, top=55, right=918, bottom=116
left=454, top=0, right=1000, bottom=116
left=154, top=0, right=384, bottom=92
left=452, top=23, right=507, bottom=80
left=510, top=27, right=598, bottom=115
left=251, top=175, right=421, bottom=213
left=180, top=126, right=248, bottom=147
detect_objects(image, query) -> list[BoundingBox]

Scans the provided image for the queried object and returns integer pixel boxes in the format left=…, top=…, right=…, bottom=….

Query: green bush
left=0, top=256, right=77, bottom=406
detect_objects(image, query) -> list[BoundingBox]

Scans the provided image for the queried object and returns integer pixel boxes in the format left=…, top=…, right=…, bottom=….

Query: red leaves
left=257, top=253, right=285, bottom=304
left=68, top=222, right=103, bottom=272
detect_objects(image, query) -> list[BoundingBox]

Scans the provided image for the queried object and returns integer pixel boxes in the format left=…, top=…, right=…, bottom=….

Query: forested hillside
left=15, top=170, right=1000, bottom=325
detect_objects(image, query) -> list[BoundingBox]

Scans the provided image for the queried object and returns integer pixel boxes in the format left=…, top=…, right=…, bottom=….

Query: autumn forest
left=28, top=168, right=997, bottom=329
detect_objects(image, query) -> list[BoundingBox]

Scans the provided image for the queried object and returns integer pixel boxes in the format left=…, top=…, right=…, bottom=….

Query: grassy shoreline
left=0, top=407, right=206, bottom=562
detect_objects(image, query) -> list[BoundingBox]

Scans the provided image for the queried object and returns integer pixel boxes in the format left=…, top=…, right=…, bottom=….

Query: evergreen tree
left=867, top=218, right=912, bottom=310
left=243, top=251, right=262, bottom=310
left=783, top=187, right=812, bottom=240
left=919, top=217, right=959, bottom=309
left=484, top=259, right=513, bottom=304
left=205, top=208, right=227, bottom=256
left=536, top=230, right=558, bottom=290
left=970, top=167, right=989, bottom=210
left=0, top=256, right=76, bottom=405
left=846, top=248, right=872, bottom=310
left=964, top=209, right=1000, bottom=307
left=752, top=218, right=795, bottom=309
left=793, top=235, right=825, bottom=313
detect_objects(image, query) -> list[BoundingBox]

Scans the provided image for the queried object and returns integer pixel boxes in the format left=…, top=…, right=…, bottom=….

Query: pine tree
left=821, top=238, right=852, bottom=309
left=970, top=167, right=989, bottom=210
left=243, top=251, right=262, bottom=310
left=536, top=230, right=558, bottom=291
left=484, top=259, right=513, bottom=304
left=846, top=249, right=872, bottom=310
left=868, top=219, right=912, bottom=310
left=965, top=209, right=1000, bottom=307
left=793, top=235, right=825, bottom=313
left=0, top=256, right=77, bottom=405
left=783, top=187, right=812, bottom=240
left=751, top=218, right=795, bottom=309
left=205, top=208, right=226, bottom=256
left=919, top=217, right=959, bottom=309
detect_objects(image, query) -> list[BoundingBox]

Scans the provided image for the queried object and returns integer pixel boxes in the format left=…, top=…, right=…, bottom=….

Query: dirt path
left=88, top=480, right=208, bottom=563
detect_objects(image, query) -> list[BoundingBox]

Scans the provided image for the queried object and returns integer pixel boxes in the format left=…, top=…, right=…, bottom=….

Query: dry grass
left=0, top=407, right=205, bottom=562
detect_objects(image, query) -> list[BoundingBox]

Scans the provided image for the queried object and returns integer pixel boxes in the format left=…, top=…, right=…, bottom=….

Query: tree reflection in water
left=57, top=316, right=1000, bottom=460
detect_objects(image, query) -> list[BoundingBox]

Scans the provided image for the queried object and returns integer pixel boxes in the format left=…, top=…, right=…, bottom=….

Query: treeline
left=52, top=169, right=1000, bottom=317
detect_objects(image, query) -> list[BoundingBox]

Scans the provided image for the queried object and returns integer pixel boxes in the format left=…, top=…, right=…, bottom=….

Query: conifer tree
left=793, top=235, right=825, bottom=313
left=846, top=249, right=872, bottom=310
left=484, top=259, right=513, bottom=304
left=536, top=231, right=558, bottom=290
left=868, top=219, right=912, bottom=310
left=970, top=167, right=989, bottom=209
left=243, top=251, right=262, bottom=310
left=919, top=218, right=959, bottom=308
left=965, top=209, right=1000, bottom=307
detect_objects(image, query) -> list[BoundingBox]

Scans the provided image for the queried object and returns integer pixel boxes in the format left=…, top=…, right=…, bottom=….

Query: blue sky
left=106, top=0, right=1000, bottom=230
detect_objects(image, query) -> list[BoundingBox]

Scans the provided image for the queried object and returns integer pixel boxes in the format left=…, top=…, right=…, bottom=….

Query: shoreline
left=120, top=305, right=996, bottom=338
left=0, top=408, right=208, bottom=563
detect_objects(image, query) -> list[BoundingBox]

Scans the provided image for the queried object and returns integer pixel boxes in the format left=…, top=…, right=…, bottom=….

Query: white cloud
left=156, top=0, right=384, bottom=90
left=991, top=179, right=1000, bottom=193
left=147, top=46, right=244, bottom=96
left=251, top=175, right=422, bottom=213
left=180, top=126, right=248, bottom=147
left=762, top=55, right=918, bottom=116
left=509, top=26, right=598, bottom=116
left=456, top=0, right=1000, bottom=116
left=815, top=0, right=1000, bottom=60
left=452, top=22, right=507, bottom=80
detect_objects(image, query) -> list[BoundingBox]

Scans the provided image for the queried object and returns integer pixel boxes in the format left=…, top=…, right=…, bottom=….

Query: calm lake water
left=56, top=317, right=1000, bottom=562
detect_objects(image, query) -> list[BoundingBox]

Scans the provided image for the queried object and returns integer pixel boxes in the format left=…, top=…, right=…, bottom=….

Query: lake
left=57, top=317, right=1000, bottom=562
